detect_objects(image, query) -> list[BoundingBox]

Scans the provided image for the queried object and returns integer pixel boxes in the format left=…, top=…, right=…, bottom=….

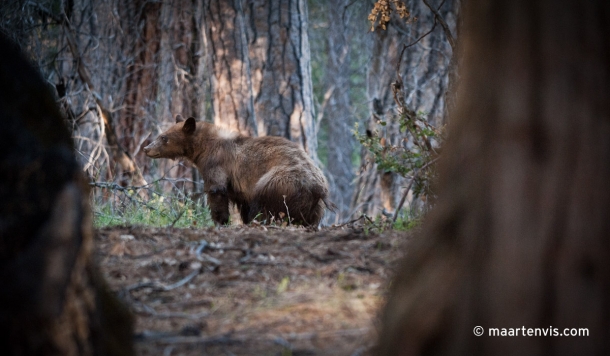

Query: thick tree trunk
left=323, top=0, right=356, bottom=220
left=119, top=0, right=162, bottom=158
left=246, top=0, right=318, bottom=160
left=203, top=0, right=257, bottom=136
left=378, top=0, right=610, bottom=354
left=161, top=0, right=206, bottom=121
left=351, top=0, right=457, bottom=217
left=0, top=34, right=133, bottom=356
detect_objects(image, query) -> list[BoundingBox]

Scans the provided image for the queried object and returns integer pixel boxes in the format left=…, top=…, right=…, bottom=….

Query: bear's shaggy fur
left=144, top=116, right=334, bottom=226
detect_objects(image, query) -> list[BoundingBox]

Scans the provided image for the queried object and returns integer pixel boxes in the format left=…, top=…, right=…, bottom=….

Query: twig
left=126, top=270, right=199, bottom=292
left=422, top=0, right=455, bottom=51
left=392, top=157, right=439, bottom=223
left=335, top=214, right=366, bottom=228
left=395, top=0, right=446, bottom=77
left=282, top=195, right=291, bottom=225
left=169, top=209, right=186, bottom=228
left=189, top=240, right=221, bottom=265
left=397, top=19, right=437, bottom=69
left=134, top=301, right=210, bottom=320
left=363, top=215, right=381, bottom=229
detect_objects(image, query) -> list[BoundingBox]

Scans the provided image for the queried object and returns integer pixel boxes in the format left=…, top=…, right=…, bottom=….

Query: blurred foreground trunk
left=0, top=35, right=133, bottom=355
left=378, top=0, right=610, bottom=355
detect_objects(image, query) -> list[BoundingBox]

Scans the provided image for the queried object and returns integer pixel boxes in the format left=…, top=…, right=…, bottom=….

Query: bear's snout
left=142, top=142, right=159, bottom=157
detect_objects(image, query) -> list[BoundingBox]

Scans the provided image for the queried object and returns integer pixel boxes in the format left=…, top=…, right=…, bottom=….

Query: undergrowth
left=93, top=192, right=213, bottom=228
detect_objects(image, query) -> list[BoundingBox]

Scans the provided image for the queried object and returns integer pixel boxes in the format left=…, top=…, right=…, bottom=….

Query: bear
left=143, top=115, right=335, bottom=227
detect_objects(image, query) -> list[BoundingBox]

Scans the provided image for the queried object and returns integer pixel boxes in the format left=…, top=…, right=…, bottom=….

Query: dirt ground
left=95, top=221, right=411, bottom=356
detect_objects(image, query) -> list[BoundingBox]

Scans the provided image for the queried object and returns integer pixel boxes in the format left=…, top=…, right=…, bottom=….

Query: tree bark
left=203, top=0, right=257, bottom=137
left=351, top=0, right=457, bottom=217
left=0, top=34, right=133, bottom=356
left=378, top=0, right=610, bottom=354
left=119, top=0, right=162, bottom=158
left=322, top=0, right=356, bottom=220
left=245, top=0, right=318, bottom=160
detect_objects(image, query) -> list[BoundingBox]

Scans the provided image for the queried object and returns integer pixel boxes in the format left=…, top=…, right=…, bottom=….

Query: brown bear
left=143, top=115, right=334, bottom=227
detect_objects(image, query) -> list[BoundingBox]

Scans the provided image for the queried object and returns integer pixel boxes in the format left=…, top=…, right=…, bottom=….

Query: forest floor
left=94, top=221, right=411, bottom=356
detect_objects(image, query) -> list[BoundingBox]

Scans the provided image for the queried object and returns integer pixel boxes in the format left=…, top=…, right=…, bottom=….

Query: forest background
left=0, top=0, right=458, bottom=227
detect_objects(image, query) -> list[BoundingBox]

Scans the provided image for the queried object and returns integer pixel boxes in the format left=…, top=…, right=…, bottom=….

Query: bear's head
left=143, top=115, right=196, bottom=160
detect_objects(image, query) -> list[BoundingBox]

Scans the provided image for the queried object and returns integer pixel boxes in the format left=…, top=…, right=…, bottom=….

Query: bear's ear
left=182, top=117, right=196, bottom=135
left=175, top=114, right=185, bottom=123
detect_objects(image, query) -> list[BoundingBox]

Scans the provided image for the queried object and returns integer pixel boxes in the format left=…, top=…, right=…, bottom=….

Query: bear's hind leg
left=239, top=202, right=252, bottom=224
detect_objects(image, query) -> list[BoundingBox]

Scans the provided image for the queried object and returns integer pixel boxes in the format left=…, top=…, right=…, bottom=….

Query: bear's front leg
left=206, top=185, right=229, bottom=226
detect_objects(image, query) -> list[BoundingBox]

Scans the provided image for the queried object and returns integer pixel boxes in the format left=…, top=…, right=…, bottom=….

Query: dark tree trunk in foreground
left=246, top=0, right=318, bottom=160
left=378, top=0, right=610, bottom=355
left=0, top=35, right=133, bottom=356
left=203, top=0, right=257, bottom=136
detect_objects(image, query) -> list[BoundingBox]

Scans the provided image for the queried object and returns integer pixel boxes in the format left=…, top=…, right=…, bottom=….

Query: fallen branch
left=136, top=308, right=209, bottom=320
left=126, top=270, right=199, bottom=292
left=335, top=214, right=366, bottom=228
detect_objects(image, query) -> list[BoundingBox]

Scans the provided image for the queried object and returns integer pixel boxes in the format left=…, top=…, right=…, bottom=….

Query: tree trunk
left=0, top=34, right=133, bottom=356
left=203, top=0, right=257, bottom=136
left=245, top=0, right=318, bottom=160
left=161, top=0, right=206, bottom=121
left=151, top=0, right=208, bottom=193
left=378, top=0, right=610, bottom=354
left=351, top=0, right=457, bottom=217
left=322, top=0, right=356, bottom=220
left=119, top=0, right=162, bottom=158
left=351, top=26, right=403, bottom=218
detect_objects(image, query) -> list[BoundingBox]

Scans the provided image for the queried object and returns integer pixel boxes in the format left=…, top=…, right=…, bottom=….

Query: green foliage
left=392, top=210, right=422, bottom=231
left=93, top=193, right=213, bottom=228
left=355, top=109, right=443, bottom=201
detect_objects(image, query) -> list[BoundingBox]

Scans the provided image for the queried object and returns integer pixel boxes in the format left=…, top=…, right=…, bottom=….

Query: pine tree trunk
left=119, top=0, right=162, bottom=158
left=154, top=0, right=208, bottom=193
left=323, top=0, right=356, bottom=220
left=245, top=0, right=318, bottom=160
left=203, top=0, right=257, bottom=136
left=378, top=0, right=610, bottom=354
